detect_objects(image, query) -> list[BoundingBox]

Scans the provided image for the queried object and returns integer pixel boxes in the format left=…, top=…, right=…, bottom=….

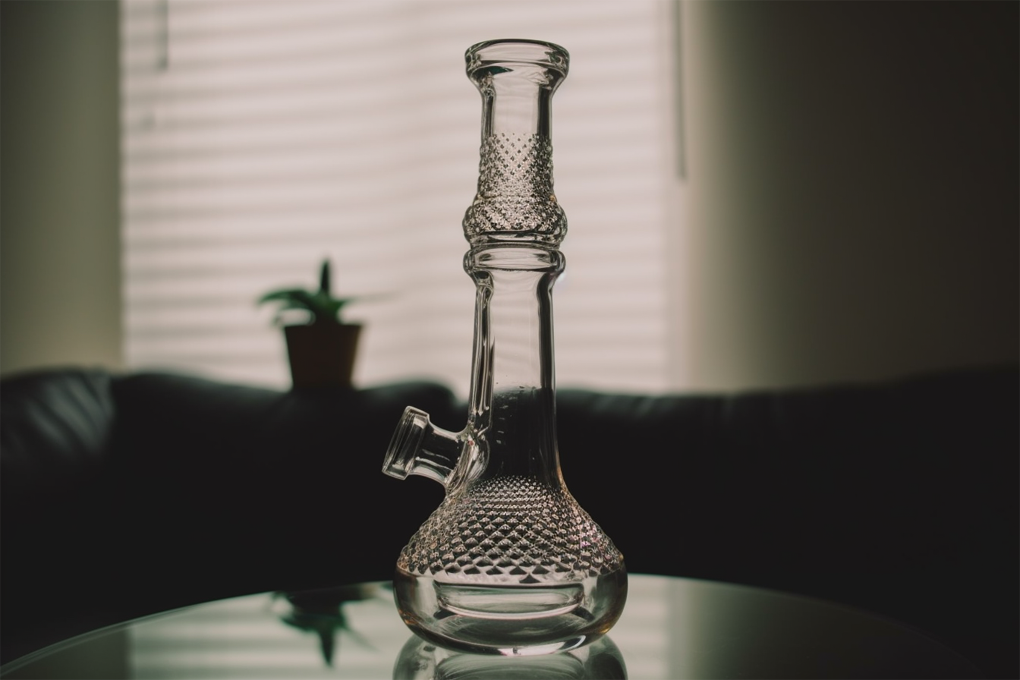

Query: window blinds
left=121, top=0, right=677, bottom=397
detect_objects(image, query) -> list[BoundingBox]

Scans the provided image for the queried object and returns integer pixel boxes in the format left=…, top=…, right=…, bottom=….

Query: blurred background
left=2, top=0, right=1017, bottom=396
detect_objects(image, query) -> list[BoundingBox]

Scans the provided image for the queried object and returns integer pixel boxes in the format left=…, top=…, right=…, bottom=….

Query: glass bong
left=383, top=39, right=627, bottom=656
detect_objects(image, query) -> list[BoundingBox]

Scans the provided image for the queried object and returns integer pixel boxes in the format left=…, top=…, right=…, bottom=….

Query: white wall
left=1, top=0, right=122, bottom=376
left=678, top=1, right=1018, bottom=390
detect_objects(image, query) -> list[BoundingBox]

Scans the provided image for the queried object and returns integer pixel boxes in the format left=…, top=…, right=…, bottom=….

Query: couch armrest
left=1, top=368, right=117, bottom=505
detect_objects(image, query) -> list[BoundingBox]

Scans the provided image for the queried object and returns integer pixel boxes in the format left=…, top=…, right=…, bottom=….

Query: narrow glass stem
left=463, top=246, right=564, bottom=487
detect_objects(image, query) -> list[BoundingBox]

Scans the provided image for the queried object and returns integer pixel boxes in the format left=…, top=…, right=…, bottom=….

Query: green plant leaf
left=257, top=260, right=373, bottom=326
left=319, top=259, right=331, bottom=296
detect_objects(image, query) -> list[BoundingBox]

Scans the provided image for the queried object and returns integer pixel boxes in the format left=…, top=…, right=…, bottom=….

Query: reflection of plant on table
left=257, top=259, right=364, bottom=389
left=273, top=583, right=380, bottom=667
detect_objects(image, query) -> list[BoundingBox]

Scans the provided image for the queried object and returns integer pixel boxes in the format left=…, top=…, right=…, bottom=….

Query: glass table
left=1, top=575, right=979, bottom=679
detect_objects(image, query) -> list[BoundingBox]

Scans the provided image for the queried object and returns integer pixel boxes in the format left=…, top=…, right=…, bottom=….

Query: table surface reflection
left=1, top=575, right=980, bottom=679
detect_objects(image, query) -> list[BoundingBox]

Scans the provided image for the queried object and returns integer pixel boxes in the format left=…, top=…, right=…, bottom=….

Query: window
left=121, top=0, right=680, bottom=396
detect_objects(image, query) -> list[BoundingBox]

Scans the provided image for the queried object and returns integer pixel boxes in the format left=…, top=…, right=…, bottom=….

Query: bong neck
left=464, top=245, right=563, bottom=484
left=381, top=40, right=575, bottom=491
left=455, top=40, right=571, bottom=486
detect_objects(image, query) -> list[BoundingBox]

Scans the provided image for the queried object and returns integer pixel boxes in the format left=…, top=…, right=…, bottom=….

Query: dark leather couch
left=2, top=366, right=1017, bottom=677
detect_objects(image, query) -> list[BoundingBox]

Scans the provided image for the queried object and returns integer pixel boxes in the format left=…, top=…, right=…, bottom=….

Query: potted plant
left=258, top=259, right=363, bottom=389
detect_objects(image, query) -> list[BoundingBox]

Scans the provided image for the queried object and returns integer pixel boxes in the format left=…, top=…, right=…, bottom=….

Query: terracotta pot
left=283, top=323, right=362, bottom=389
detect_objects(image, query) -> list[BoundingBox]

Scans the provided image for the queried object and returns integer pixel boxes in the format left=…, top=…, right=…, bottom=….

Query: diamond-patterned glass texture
left=398, top=475, right=623, bottom=584
left=463, top=133, right=567, bottom=246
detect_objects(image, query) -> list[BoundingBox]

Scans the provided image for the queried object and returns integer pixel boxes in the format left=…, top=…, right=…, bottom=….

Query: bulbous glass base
left=394, top=566, right=628, bottom=656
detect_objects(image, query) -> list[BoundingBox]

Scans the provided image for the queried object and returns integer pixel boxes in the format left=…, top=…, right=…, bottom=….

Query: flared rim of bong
left=466, top=39, right=569, bottom=77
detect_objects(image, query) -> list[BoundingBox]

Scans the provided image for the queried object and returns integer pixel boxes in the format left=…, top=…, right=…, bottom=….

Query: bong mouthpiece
left=462, top=39, right=569, bottom=248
